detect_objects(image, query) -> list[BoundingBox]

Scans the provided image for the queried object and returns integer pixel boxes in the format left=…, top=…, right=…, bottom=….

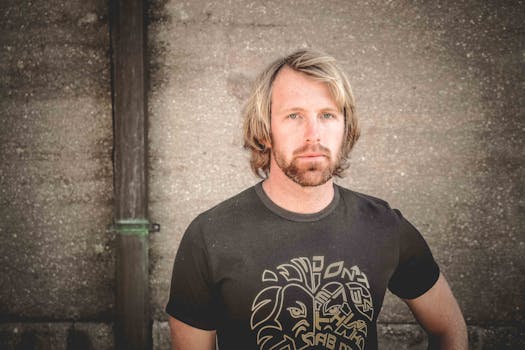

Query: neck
left=262, top=169, right=335, bottom=214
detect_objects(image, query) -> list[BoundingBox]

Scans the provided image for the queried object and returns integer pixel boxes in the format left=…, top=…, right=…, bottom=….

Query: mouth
left=298, top=153, right=325, bottom=158
left=293, top=145, right=331, bottom=160
left=295, top=154, right=328, bottom=162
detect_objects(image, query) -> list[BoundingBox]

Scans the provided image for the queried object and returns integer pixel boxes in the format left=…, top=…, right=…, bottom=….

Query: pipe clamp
left=110, top=219, right=160, bottom=237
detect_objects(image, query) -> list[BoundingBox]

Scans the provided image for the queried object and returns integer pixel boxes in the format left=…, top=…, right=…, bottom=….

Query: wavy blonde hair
left=242, top=49, right=360, bottom=178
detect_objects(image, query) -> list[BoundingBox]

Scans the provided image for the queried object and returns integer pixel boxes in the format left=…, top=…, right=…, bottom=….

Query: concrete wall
left=0, top=0, right=114, bottom=348
left=148, top=0, right=524, bottom=348
left=0, top=0, right=523, bottom=349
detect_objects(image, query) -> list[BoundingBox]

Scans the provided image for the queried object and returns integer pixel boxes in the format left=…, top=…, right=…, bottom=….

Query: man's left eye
left=321, top=113, right=335, bottom=119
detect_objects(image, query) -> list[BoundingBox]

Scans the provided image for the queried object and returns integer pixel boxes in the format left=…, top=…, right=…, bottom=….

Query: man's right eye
left=287, top=113, right=299, bottom=120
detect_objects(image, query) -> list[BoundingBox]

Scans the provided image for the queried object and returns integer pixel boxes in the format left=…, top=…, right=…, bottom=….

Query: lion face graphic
left=250, top=257, right=373, bottom=350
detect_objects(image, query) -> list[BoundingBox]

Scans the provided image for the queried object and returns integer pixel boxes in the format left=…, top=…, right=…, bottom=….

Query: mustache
left=292, top=144, right=331, bottom=157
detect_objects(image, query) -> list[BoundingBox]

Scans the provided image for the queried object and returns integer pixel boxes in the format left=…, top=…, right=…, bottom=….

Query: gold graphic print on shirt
left=250, top=256, right=374, bottom=350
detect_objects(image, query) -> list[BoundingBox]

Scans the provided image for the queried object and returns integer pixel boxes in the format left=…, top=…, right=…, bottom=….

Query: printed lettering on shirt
left=250, top=256, right=374, bottom=350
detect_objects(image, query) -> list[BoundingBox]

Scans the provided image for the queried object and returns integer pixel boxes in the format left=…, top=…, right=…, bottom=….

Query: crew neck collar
left=254, top=181, right=340, bottom=222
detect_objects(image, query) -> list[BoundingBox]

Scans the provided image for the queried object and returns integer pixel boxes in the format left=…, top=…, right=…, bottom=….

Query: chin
left=289, top=169, right=333, bottom=187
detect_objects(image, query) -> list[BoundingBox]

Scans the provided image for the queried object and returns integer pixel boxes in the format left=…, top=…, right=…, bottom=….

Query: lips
left=293, top=145, right=330, bottom=159
left=298, top=153, right=326, bottom=158
left=295, top=154, right=329, bottom=164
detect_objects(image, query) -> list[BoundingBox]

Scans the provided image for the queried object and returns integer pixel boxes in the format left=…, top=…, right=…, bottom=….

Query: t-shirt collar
left=254, top=181, right=340, bottom=222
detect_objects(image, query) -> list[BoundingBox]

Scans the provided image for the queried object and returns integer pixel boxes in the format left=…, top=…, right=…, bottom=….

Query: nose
left=305, top=116, right=320, bottom=143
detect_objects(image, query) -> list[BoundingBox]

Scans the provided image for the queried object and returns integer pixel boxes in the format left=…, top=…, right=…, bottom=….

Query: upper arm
left=169, top=316, right=216, bottom=350
left=404, top=273, right=468, bottom=349
left=166, top=220, right=219, bottom=335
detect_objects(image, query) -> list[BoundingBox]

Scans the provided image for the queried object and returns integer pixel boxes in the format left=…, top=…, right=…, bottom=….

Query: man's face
left=268, top=67, right=345, bottom=187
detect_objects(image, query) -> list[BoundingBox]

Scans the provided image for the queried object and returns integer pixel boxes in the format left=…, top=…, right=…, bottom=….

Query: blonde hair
left=242, top=49, right=360, bottom=178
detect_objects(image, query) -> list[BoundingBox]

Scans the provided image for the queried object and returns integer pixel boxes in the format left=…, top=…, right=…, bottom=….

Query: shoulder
left=189, top=185, right=261, bottom=232
left=180, top=185, right=265, bottom=256
left=336, top=185, right=410, bottom=229
left=337, top=185, right=394, bottom=212
left=202, top=185, right=259, bottom=218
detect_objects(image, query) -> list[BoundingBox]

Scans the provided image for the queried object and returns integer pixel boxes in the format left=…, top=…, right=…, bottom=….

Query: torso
left=197, top=183, right=402, bottom=350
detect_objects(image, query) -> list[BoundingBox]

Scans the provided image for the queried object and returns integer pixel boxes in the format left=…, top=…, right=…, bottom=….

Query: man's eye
left=287, top=113, right=299, bottom=120
left=321, top=113, right=335, bottom=119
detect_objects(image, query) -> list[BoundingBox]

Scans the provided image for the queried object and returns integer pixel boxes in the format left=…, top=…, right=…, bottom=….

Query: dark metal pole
left=110, top=0, right=155, bottom=349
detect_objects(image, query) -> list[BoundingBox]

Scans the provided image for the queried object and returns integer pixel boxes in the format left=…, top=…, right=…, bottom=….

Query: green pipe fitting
left=110, top=219, right=160, bottom=237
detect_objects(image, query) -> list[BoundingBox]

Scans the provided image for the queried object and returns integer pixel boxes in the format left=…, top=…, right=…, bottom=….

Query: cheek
left=324, top=124, right=345, bottom=145
left=273, top=127, right=299, bottom=147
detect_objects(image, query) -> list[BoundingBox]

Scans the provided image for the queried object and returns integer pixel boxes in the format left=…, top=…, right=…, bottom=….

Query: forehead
left=270, top=67, right=338, bottom=110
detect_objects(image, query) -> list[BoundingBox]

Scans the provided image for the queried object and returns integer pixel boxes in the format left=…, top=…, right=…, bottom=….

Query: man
left=166, top=49, right=468, bottom=350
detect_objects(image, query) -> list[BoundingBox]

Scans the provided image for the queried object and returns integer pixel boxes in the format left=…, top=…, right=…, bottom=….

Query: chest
left=210, top=221, right=399, bottom=325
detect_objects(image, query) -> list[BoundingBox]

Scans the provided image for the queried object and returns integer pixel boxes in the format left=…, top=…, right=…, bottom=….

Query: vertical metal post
left=110, top=0, right=151, bottom=349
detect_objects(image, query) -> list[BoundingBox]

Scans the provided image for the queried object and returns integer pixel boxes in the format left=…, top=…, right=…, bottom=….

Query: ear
left=255, top=138, right=270, bottom=151
left=256, top=135, right=271, bottom=151
left=262, top=138, right=272, bottom=150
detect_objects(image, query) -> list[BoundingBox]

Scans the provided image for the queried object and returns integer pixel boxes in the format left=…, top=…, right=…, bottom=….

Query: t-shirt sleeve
left=165, top=218, right=218, bottom=330
left=388, top=209, right=440, bottom=299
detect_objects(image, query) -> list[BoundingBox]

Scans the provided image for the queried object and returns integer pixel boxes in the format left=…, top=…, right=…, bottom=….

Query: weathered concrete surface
left=0, top=322, right=113, bottom=350
left=0, top=0, right=113, bottom=324
left=149, top=0, right=524, bottom=346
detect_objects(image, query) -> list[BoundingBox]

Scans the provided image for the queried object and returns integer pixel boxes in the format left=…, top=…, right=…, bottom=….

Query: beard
left=272, top=144, right=340, bottom=187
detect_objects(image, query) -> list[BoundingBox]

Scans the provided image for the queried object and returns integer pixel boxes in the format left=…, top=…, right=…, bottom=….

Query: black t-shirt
left=166, top=183, right=440, bottom=350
